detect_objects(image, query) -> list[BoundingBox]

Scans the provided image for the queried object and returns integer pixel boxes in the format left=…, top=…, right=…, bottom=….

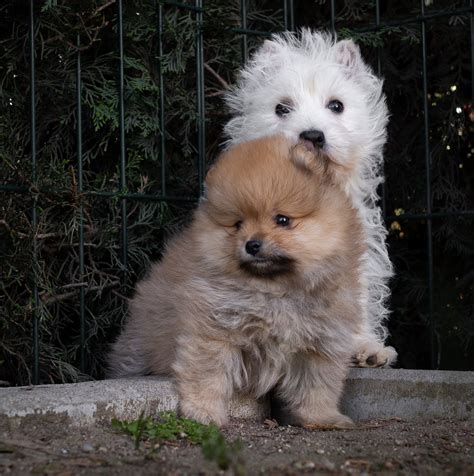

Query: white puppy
left=224, top=29, right=397, bottom=367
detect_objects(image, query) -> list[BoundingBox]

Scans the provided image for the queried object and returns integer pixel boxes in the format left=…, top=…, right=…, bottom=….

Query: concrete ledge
left=0, top=369, right=472, bottom=427
left=0, top=377, right=269, bottom=427
left=341, top=368, right=474, bottom=421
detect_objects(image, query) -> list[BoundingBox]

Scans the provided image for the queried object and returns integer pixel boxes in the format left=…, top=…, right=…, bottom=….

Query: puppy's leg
left=277, top=353, right=353, bottom=428
left=173, top=335, right=239, bottom=427
left=353, top=247, right=397, bottom=368
left=107, top=332, right=150, bottom=378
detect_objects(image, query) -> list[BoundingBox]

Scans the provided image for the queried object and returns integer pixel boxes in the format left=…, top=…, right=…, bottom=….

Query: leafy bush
left=0, top=1, right=472, bottom=385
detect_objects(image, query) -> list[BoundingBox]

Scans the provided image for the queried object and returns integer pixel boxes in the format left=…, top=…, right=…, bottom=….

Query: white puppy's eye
left=234, top=220, right=243, bottom=230
left=327, top=99, right=344, bottom=113
left=275, top=99, right=293, bottom=117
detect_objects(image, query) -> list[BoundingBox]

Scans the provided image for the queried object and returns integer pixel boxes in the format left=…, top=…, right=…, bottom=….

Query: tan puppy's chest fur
left=108, top=137, right=365, bottom=428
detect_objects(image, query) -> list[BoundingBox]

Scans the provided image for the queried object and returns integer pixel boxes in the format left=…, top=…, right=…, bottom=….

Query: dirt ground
left=0, top=416, right=472, bottom=475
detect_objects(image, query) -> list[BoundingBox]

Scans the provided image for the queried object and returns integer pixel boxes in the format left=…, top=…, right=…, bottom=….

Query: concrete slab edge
left=0, top=369, right=472, bottom=427
left=341, top=368, right=474, bottom=421
left=0, top=376, right=268, bottom=427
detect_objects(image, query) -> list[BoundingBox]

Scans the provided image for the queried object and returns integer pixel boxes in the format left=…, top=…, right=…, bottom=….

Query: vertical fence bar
left=330, top=0, right=336, bottom=33
left=195, top=0, right=205, bottom=194
left=157, top=1, right=166, bottom=196
left=118, top=0, right=128, bottom=272
left=29, top=0, right=39, bottom=385
left=375, top=0, right=382, bottom=75
left=240, top=0, right=248, bottom=63
left=76, top=35, right=86, bottom=372
left=283, top=0, right=294, bottom=31
left=288, top=0, right=294, bottom=31
left=420, top=0, right=436, bottom=369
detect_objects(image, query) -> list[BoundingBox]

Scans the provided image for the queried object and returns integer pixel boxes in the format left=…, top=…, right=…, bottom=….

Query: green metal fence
left=1, top=0, right=473, bottom=383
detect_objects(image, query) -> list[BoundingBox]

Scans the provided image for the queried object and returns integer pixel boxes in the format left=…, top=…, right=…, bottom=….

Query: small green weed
left=201, top=425, right=243, bottom=473
left=112, top=411, right=244, bottom=472
left=112, top=411, right=211, bottom=448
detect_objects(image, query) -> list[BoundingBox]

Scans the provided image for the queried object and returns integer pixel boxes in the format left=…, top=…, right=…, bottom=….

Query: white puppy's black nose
left=300, top=129, right=325, bottom=148
left=245, top=240, right=262, bottom=256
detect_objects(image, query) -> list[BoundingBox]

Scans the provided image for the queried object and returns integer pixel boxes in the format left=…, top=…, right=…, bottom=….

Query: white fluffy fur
left=224, top=30, right=394, bottom=348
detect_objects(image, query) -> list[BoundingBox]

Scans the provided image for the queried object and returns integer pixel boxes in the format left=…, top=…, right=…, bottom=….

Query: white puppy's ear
left=260, top=39, right=279, bottom=55
left=333, top=39, right=364, bottom=73
left=250, top=39, right=283, bottom=74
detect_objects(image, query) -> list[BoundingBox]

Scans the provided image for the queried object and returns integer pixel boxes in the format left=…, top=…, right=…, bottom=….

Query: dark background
left=0, top=0, right=472, bottom=385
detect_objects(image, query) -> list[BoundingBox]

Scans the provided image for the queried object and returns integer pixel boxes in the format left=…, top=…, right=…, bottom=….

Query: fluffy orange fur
left=108, top=136, right=366, bottom=427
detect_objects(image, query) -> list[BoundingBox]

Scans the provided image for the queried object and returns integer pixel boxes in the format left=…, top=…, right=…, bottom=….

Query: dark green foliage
left=341, top=2, right=474, bottom=369
left=0, top=0, right=472, bottom=385
left=0, top=0, right=281, bottom=385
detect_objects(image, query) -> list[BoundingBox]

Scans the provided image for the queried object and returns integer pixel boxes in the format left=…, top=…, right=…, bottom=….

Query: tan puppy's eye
left=274, top=215, right=291, bottom=227
left=234, top=220, right=243, bottom=230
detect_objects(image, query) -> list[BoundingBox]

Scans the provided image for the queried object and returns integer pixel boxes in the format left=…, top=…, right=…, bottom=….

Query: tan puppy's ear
left=204, top=152, right=227, bottom=191
left=204, top=163, right=216, bottom=189
left=290, top=143, right=328, bottom=177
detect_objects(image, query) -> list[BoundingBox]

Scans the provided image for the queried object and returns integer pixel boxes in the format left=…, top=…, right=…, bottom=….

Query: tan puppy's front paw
left=351, top=344, right=397, bottom=368
left=179, top=398, right=228, bottom=427
left=302, top=412, right=355, bottom=430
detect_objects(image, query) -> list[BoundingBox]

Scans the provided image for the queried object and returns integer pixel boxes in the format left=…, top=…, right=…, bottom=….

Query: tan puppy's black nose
left=245, top=240, right=262, bottom=256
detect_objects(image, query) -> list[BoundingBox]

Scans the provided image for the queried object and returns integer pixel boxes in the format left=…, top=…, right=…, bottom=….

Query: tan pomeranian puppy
left=108, top=136, right=366, bottom=428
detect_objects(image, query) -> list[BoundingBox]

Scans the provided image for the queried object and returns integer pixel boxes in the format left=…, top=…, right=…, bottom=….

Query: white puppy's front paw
left=351, top=344, right=397, bottom=368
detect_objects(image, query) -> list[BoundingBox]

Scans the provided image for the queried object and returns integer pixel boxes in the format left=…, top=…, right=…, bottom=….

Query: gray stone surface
left=0, top=377, right=179, bottom=426
left=341, top=368, right=474, bottom=421
left=0, top=376, right=269, bottom=426
left=0, top=369, right=472, bottom=427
